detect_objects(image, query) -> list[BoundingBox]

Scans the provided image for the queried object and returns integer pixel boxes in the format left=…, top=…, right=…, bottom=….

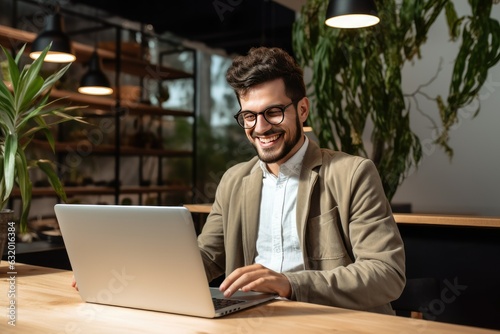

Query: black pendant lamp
left=78, top=50, right=113, bottom=95
left=325, top=0, right=380, bottom=29
left=29, top=13, right=76, bottom=63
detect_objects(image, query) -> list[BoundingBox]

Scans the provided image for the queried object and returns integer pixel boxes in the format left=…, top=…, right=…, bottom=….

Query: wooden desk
left=183, top=203, right=213, bottom=234
left=1, top=263, right=497, bottom=333
left=183, top=203, right=500, bottom=228
left=172, top=207, right=500, bottom=328
left=184, top=203, right=212, bottom=214
left=393, top=213, right=500, bottom=228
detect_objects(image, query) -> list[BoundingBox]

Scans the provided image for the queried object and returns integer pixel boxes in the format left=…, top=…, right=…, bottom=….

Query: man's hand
left=219, top=264, right=291, bottom=298
left=71, top=275, right=79, bottom=291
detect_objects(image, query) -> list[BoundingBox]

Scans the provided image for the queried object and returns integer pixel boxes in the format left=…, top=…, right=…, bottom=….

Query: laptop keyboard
left=212, top=298, right=246, bottom=310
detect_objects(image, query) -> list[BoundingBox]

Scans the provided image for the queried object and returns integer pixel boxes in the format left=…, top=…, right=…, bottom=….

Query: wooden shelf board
left=31, top=139, right=192, bottom=157
left=50, top=89, right=194, bottom=117
left=12, top=185, right=191, bottom=197
left=118, top=185, right=192, bottom=194
left=0, top=25, right=192, bottom=80
left=101, top=58, right=192, bottom=80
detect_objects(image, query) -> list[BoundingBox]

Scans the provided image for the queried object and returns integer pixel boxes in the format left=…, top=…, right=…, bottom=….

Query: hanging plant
left=292, top=0, right=500, bottom=201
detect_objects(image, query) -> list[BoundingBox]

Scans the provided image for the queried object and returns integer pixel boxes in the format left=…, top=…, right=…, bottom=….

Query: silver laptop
left=54, top=204, right=276, bottom=318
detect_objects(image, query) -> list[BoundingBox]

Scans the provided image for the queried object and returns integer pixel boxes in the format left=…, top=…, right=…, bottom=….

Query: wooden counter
left=393, top=213, right=500, bottom=228
left=184, top=203, right=212, bottom=214
left=1, top=263, right=497, bottom=333
left=184, top=203, right=500, bottom=228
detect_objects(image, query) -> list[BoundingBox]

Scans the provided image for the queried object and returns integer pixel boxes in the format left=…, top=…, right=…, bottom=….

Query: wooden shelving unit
left=1, top=17, right=197, bottom=205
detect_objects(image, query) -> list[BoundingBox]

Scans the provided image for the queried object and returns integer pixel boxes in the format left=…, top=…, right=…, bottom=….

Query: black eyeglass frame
left=233, top=101, right=297, bottom=129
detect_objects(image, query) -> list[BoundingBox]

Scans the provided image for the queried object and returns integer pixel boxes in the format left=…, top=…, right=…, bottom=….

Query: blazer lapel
left=296, top=141, right=322, bottom=263
left=241, top=165, right=263, bottom=265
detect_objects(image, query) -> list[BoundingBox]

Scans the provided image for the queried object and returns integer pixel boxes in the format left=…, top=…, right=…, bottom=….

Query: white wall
left=392, top=3, right=500, bottom=216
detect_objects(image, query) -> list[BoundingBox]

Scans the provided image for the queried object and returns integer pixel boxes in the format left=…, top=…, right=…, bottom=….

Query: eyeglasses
left=234, top=102, right=295, bottom=129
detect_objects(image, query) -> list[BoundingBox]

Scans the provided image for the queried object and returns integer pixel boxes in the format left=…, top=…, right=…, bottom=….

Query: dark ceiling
left=72, top=0, right=297, bottom=56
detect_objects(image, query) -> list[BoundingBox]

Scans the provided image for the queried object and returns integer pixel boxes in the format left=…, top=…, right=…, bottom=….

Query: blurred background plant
left=293, top=0, right=500, bottom=201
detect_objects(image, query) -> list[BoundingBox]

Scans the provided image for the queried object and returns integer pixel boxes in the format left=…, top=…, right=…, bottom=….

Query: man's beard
left=252, top=116, right=302, bottom=164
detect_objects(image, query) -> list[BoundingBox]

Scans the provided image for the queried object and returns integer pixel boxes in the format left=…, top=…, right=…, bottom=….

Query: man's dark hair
left=226, top=47, right=306, bottom=103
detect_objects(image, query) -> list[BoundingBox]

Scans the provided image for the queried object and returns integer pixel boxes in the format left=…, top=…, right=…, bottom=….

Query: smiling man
left=197, top=46, right=406, bottom=314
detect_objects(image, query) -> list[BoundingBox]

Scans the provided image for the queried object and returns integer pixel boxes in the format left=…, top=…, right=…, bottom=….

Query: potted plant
left=1, top=43, right=83, bottom=255
left=292, top=0, right=500, bottom=202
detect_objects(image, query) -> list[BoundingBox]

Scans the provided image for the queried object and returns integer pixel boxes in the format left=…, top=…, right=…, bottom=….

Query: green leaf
left=36, top=159, right=67, bottom=203
left=17, top=44, right=49, bottom=103
left=444, top=2, right=460, bottom=39
left=2, top=133, right=17, bottom=202
left=14, top=149, right=31, bottom=232
left=0, top=45, right=21, bottom=91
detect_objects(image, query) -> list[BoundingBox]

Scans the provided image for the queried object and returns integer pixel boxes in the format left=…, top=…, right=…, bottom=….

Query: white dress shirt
left=254, top=136, right=309, bottom=273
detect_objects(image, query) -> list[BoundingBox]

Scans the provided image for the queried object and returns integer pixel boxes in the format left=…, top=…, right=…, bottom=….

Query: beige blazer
left=198, top=140, right=406, bottom=315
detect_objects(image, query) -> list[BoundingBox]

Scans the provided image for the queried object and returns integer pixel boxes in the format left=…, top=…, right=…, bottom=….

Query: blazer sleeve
left=197, top=182, right=227, bottom=282
left=284, top=159, right=406, bottom=312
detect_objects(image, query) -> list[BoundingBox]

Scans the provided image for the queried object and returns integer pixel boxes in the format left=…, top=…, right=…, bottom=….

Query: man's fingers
left=71, top=276, right=79, bottom=291
left=220, top=264, right=263, bottom=292
left=219, top=264, right=291, bottom=298
left=221, top=266, right=269, bottom=297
